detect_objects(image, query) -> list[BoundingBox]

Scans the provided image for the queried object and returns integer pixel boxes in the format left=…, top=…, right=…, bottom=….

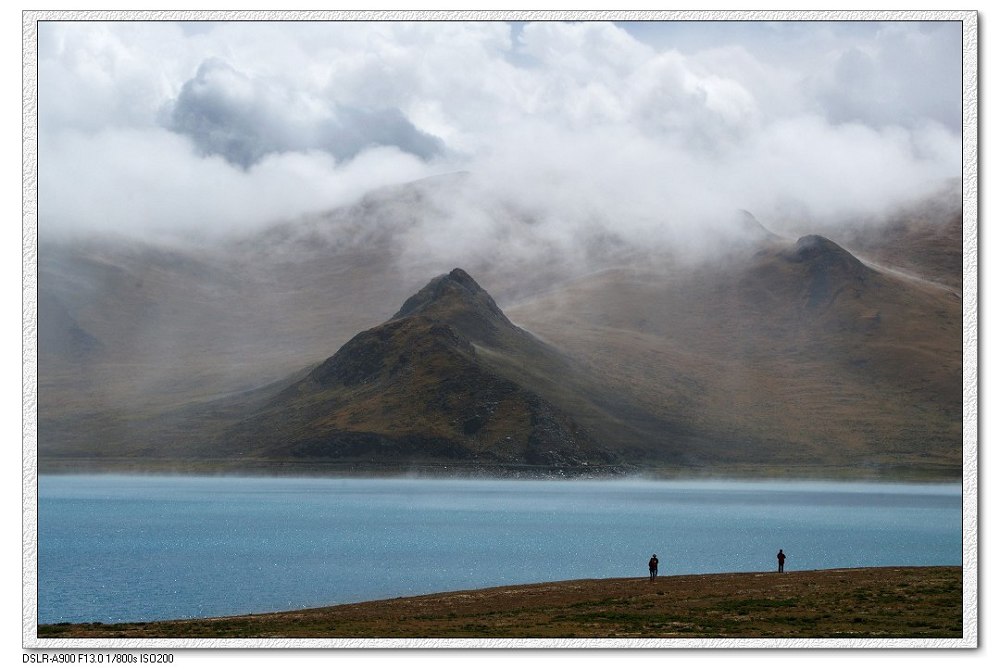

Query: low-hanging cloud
left=39, top=127, right=435, bottom=238
left=392, top=113, right=959, bottom=274
left=36, top=19, right=964, bottom=253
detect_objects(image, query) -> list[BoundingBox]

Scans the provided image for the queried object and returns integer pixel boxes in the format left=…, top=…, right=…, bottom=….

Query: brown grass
left=38, top=566, right=962, bottom=640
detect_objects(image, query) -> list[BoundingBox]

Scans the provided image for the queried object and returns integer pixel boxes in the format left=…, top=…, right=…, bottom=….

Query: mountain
left=215, top=268, right=630, bottom=472
left=35, top=176, right=964, bottom=479
left=508, top=233, right=961, bottom=478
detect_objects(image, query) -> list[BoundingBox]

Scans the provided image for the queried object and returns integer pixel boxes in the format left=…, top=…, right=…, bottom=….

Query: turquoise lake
left=36, top=475, right=962, bottom=624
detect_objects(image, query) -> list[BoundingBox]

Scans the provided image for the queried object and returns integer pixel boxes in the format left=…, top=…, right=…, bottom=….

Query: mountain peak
left=391, top=268, right=515, bottom=344
left=791, top=234, right=848, bottom=258
left=781, top=235, right=875, bottom=309
left=735, top=209, right=779, bottom=243
left=786, top=235, right=871, bottom=272
left=442, top=267, right=480, bottom=291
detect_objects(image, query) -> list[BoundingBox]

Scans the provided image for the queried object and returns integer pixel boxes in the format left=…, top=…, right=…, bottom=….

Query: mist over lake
left=37, top=475, right=961, bottom=624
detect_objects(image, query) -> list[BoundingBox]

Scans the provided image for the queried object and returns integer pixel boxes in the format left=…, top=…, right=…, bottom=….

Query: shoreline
left=36, top=458, right=963, bottom=483
left=36, top=566, right=963, bottom=640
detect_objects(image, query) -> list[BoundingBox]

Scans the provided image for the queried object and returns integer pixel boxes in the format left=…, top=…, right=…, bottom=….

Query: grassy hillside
left=508, top=235, right=961, bottom=477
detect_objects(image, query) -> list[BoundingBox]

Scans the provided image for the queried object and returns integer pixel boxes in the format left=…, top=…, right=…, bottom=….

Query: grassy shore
left=38, top=566, right=961, bottom=639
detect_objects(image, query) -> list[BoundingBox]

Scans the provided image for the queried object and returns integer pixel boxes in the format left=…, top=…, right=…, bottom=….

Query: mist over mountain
left=34, top=20, right=966, bottom=478
left=36, top=172, right=962, bottom=479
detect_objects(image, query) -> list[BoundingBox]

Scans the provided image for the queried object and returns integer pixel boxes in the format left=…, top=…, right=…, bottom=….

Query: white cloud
left=36, top=19, right=963, bottom=246
left=39, top=127, right=436, bottom=237
left=809, top=22, right=963, bottom=131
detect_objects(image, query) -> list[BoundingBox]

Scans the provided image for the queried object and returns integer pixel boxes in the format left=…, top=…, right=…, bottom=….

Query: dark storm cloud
left=169, top=58, right=445, bottom=168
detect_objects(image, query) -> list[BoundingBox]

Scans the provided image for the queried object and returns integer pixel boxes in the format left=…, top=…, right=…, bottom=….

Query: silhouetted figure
left=648, top=553, right=659, bottom=581
left=777, top=549, right=786, bottom=573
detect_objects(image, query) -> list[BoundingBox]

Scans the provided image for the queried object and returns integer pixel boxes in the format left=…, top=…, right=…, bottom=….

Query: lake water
left=36, top=475, right=962, bottom=624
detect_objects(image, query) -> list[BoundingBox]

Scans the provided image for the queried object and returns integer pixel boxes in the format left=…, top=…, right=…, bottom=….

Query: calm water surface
left=37, top=475, right=962, bottom=624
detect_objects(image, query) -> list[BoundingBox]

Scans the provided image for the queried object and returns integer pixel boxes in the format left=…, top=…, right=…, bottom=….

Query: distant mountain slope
left=37, top=289, right=103, bottom=361
left=508, top=233, right=962, bottom=478
left=823, top=179, right=963, bottom=292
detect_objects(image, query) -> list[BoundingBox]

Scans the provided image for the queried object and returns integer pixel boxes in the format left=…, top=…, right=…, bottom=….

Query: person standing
left=777, top=549, right=786, bottom=573
left=648, top=553, right=659, bottom=581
